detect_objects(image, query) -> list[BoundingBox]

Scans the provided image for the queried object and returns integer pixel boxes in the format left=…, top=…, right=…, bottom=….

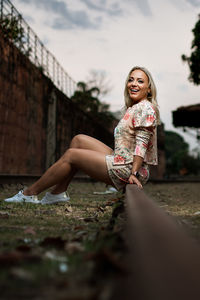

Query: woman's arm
left=128, top=127, right=154, bottom=188
left=128, top=155, right=143, bottom=188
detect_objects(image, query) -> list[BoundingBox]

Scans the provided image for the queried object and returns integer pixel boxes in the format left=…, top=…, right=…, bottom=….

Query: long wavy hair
left=124, top=66, right=161, bottom=124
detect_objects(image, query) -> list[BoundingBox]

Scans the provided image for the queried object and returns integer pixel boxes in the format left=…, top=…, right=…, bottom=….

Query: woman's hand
left=128, top=174, right=143, bottom=189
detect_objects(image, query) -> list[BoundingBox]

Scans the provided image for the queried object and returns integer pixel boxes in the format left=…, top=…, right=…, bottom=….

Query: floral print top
left=113, top=99, right=158, bottom=166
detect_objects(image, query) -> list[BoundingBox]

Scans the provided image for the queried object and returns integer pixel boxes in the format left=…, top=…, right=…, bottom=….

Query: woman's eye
left=138, top=80, right=144, bottom=83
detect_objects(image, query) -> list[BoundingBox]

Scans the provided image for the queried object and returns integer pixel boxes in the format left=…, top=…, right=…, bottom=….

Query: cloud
left=18, top=0, right=102, bottom=29
left=19, top=0, right=66, bottom=15
left=17, top=0, right=151, bottom=30
left=51, top=5, right=100, bottom=30
left=52, top=12, right=100, bottom=30
left=80, top=0, right=122, bottom=16
left=186, top=0, right=200, bottom=7
left=125, top=0, right=152, bottom=16
left=135, top=0, right=152, bottom=16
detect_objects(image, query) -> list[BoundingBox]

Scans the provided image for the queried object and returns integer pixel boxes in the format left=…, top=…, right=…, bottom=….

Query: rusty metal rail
left=113, top=184, right=200, bottom=300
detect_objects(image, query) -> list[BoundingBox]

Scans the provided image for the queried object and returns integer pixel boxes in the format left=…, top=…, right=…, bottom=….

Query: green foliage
left=165, top=130, right=200, bottom=176
left=71, top=81, right=100, bottom=112
left=182, top=14, right=200, bottom=85
left=0, top=14, right=32, bottom=56
left=71, top=81, right=116, bottom=126
left=1, top=14, right=24, bottom=45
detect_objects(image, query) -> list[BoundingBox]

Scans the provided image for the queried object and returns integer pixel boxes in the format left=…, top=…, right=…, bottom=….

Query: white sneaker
left=4, top=190, right=40, bottom=204
left=41, top=191, right=70, bottom=205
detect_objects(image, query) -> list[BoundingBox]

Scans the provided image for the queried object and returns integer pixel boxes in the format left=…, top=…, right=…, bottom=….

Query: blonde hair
left=124, top=66, right=160, bottom=124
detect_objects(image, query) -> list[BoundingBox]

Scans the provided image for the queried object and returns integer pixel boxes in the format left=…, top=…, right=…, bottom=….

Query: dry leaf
left=98, top=206, right=105, bottom=213
left=65, top=206, right=73, bottom=213
left=0, top=211, right=10, bottom=218
left=65, top=242, right=84, bottom=254
left=24, top=227, right=36, bottom=235
left=10, top=267, right=34, bottom=280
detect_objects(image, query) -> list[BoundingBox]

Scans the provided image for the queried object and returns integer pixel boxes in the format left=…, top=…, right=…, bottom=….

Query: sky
left=12, top=0, right=200, bottom=152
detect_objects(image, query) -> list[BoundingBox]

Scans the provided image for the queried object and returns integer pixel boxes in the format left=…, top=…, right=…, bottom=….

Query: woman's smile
left=127, top=69, right=150, bottom=103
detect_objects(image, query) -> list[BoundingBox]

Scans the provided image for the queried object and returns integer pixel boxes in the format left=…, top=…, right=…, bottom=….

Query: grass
left=145, top=182, right=200, bottom=240
left=0, top=181, right=125, bottom=300
left=0, top=181, right=200, bottom=299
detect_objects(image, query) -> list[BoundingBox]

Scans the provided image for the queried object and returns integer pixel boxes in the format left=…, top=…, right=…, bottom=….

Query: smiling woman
left=4, top=66, right=160, bottom=204
left=105, top=66, right=160, bottom=190
left=127, top=69, right=150, bottom=103
left=124, top=66, right=159, bottom=120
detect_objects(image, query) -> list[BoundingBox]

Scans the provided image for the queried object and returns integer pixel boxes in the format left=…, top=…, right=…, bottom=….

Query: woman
left=4, top=66, right=160, bottom=204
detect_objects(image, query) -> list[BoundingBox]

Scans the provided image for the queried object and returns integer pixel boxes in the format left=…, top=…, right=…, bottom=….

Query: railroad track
left=112, top=184, right=200, bottom=300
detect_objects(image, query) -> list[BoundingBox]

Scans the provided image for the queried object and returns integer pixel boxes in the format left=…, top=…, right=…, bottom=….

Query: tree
left=71, top=81, right=116, bottom=126
left=0, top=13, right=32, bottom=56
left=182, top=14, right=200, bottom=85
left=86, top=69, right=112, bottom=99
left=71, top=81, right=101, bottom=113
left=165, top=131, right=200, bottom=176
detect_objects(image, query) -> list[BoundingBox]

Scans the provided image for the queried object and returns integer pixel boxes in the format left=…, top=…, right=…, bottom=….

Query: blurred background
left=0, top=0, right=200, bottom=180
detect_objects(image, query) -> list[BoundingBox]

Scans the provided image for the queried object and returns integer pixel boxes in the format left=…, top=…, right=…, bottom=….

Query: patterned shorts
left=105, top=155, right=149, bottom=191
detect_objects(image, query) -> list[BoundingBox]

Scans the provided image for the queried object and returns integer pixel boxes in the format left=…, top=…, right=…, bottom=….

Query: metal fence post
left=0, top=0, right=3, bottom=19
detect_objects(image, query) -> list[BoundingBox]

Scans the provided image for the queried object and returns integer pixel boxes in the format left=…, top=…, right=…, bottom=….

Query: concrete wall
left=0, top=31, right=113, bottom=176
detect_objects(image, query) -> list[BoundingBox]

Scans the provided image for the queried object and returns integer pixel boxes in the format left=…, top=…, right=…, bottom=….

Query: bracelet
left=131, top=171, right=139, bottom=178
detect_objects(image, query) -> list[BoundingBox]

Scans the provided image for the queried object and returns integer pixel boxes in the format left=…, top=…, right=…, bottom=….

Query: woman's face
left=127, top=69, right=150, bottom=104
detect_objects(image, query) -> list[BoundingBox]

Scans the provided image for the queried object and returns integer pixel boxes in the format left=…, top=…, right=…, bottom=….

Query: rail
left=112, top=184, right=200, bottom=300
left=0, top=0, right=76, bottom=97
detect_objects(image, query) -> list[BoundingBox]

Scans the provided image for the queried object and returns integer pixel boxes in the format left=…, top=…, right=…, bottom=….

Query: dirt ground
left=145, top=181, right=200, bottom=241
left=0, top=180, right=200, bottom=300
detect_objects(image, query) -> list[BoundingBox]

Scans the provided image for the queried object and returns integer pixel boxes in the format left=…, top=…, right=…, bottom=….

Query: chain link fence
left=0, top=0, right=76, bottom=97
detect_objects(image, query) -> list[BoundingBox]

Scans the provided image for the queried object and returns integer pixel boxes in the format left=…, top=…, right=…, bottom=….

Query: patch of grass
left=145, top=182, right=200, bottom=240
left=0, top=182, right=124, bottom=299
left=1, top=181, right=199, bottom=299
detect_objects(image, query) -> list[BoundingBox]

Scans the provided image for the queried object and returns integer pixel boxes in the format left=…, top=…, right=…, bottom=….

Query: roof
left=172, top=103, right=200, bottom=128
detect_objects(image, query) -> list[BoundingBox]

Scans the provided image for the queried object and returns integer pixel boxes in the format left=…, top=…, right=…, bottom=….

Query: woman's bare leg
left=70, top=134, right=113, bottom=154
left=24, top=148, right=114, bottom=196
left=50, top=169, right=77, bottom=194
left=50, top=135, right=113, bottom=194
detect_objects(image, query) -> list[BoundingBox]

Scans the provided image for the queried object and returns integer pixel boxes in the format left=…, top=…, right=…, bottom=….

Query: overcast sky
left=12, top=0, right=200, bottom=151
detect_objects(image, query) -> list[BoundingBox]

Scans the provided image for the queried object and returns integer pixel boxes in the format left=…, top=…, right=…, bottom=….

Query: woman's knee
left=70, top=134, right=86, bottom=148
left=61, top=148, right=75, bottom=163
